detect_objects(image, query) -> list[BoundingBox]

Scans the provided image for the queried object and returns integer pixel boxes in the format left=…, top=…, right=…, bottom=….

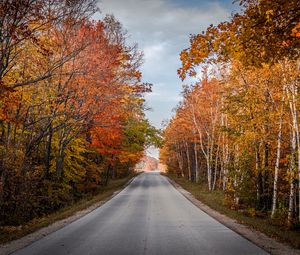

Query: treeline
left=0, top=0, right=159, bottom=225
left=161, top=0, right=300, bottom=227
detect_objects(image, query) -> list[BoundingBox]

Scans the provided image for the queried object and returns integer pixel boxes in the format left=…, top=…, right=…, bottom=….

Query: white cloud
left=96, top=0, right=235, bottom=131
left=143, top=43, right=168, bottom=63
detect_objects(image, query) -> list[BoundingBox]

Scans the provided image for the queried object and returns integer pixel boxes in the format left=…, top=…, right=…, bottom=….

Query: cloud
left=143, top=43, right=169, bottom=67
left=96, top=0, right=235, bottom=130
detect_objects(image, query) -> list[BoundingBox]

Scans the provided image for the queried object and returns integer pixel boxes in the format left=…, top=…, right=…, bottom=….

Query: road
left=13, top=172, right=268, bottom=255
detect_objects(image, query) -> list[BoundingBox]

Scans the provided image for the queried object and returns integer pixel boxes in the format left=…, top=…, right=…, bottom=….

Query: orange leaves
left=291, top=22, right=300, bottom=38
left=0, top=2, right=159, bottom=226
left=70, top=18, right=152, bottom=170
left=178, top=22, right=238, bottom=80
left=91, top=124, right=123, bottom=156
left=179, top=0, right=300, bottom=81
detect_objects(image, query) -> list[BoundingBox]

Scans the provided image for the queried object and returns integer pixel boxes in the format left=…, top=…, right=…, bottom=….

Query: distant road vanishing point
left=13, top=172, right=268, bottom=255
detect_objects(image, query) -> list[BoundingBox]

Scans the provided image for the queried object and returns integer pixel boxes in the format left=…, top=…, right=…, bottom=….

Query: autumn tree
left=0, top=4, right=159, bottom=225
left=162, top=0, right=300, bottom=228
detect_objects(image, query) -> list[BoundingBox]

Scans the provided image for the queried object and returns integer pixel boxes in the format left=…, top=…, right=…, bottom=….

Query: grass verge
left=0, top=174, right=136, bottom=245
left=167, top=174, right=300, bottom=249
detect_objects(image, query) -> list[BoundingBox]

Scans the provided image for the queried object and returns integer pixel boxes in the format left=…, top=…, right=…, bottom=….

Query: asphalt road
left=13, top=172, right=268, bottom=255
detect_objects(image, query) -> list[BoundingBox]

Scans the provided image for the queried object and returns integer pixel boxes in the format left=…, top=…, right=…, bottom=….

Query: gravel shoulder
left=166, top=176, right=300, bottom=255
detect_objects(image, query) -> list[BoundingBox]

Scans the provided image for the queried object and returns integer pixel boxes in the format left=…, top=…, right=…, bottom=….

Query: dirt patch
left=167, top=176, right=300, bottom=255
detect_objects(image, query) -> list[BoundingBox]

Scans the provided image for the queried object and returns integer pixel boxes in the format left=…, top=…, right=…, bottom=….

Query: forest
left=160, top=0, right=300, bottom=228
left=0, top=0, right=160, bottom=226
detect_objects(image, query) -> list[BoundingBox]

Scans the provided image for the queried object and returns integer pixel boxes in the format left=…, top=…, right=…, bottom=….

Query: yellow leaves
left=265, top=9, right=274, bottom=22
left=285, top=169, right=297, bottom=183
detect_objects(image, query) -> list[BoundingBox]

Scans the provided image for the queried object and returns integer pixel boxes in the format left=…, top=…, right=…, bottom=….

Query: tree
left=163, top=0, right=300, bottom=225
left=0, top=6, right=156, bottom=225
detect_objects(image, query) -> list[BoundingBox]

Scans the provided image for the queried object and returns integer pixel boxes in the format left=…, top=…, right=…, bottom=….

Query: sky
left=95, top=0, right=240, bottom=158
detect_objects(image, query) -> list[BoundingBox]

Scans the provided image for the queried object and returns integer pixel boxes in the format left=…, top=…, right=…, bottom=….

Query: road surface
left=13, top=172, right=268, bottom=255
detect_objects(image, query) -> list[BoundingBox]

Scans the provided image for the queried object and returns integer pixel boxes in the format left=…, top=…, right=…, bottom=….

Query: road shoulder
left=166, top=175, right=300, bottom=255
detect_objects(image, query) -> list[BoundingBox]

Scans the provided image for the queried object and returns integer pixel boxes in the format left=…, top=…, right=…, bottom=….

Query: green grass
left=168, top=174, right=300, bottom=249
left=0, top=174, right=136, bottom=244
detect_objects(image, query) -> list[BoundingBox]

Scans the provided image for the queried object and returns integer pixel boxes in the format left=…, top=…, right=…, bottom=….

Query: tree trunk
left=185, top=141, right=191, bottom=181
left=288, top=128, right=296, bottom=227
left=234, top=145, right=240, bottom=205
left=291, top=83, right=300, bottom=222
left=176, top=142, right=184, bottom=177
left=194, top=141, right=199, bottom=183
left=56, top=144, right=66, bottom=180
left=104, top=164, right=112, bottom=185
left=45, top=123, right=53, bottom=178
left=287, top=81, right=298, bottom=226
left=255, top=142, right=263, bottom=208
left=212, top=144, right=220, bottom=191
left=271, top=96, right=284, bottom=218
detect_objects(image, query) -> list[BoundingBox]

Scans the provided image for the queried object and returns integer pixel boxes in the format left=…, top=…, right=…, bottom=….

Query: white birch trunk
left=191, top=103, right=211, bottom=190
left=291, top=82, right=300, bottom=222
left=288, top=128, right=296, bottom=226
left=212, top=143, right=220, bottom=191
left=194, top=140, right=199, bottom=183
left=287, top=84, right=296, bottom=226
left=271, top=91, right=285, bottom=219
